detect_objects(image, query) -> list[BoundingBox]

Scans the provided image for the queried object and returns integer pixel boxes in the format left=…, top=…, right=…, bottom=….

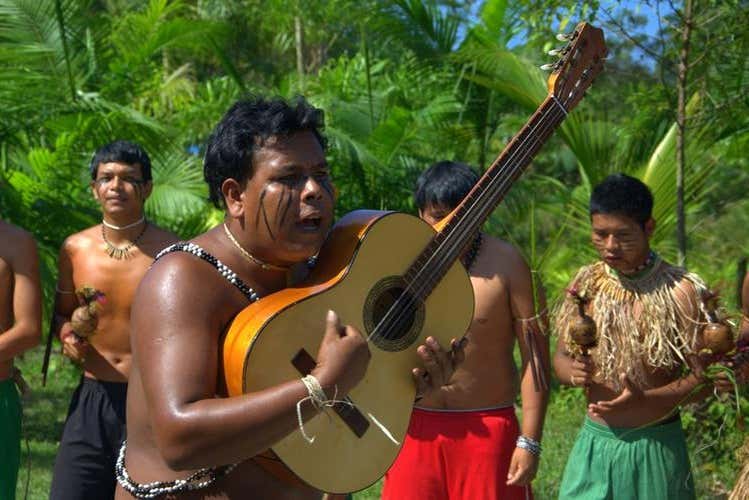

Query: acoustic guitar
left=223, top=22, right=607, bottom=494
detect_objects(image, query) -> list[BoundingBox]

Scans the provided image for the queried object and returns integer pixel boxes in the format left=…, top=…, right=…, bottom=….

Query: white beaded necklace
left=102, top=216, right=145, bottom=231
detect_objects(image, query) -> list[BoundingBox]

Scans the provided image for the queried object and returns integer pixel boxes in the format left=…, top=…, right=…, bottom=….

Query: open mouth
left=297, top=216, right=322, bottom=231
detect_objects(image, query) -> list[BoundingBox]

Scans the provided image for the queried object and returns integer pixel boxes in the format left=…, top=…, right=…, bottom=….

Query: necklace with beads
left=222, top=223, right=291, bottom=271
left=101, top=221, right=148, bottom=260
left=612, top=250, right=657, bottom=280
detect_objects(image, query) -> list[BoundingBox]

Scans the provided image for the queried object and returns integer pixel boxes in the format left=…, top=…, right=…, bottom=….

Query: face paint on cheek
left=256, top=186, right=276, bottom=241
left=278, top=187, right=294, bottom=227
left=133, top=181, right=144, bottom=201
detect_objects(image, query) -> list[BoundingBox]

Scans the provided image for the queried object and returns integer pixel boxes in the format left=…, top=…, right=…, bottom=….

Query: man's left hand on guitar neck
left=413, top=336, right=467, bottom=401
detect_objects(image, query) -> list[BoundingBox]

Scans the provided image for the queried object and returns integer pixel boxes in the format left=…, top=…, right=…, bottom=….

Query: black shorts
left=50, top=376, right=127, bottom=500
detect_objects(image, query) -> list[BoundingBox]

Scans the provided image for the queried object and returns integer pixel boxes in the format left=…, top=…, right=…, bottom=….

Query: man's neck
left=615, top=250, right=656, bottom=279
left=216, top=228, right=292, bottom=295
left=101, top=213, right=146, bottom=244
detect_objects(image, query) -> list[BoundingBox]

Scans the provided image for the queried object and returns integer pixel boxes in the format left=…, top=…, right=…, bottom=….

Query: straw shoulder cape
left=554, top=256, right=708, bottom=389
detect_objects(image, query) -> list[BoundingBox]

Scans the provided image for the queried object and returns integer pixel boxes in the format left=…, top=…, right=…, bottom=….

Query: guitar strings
left=367, top=95, right=570, bottom=344
left=414, top=81, right=582, bottom=298
left=378, top=104, right=565, bottom=342
left=368, top=100, right=564, bottom=342
left=371, top=101, right=564, bottom=344
left=370, top=68, right=588, bottom=343
left=410, top=100, right=565, bottom=310
left=412, top=100, right=567, bottom=291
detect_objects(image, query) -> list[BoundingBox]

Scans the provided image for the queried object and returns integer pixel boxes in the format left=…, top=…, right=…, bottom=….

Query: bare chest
left=468, top=274, right=513, bottom=338
left=71, top=251, right=152, bottom=316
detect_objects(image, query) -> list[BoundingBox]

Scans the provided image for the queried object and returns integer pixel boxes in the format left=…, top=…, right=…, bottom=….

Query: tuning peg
left=548, top=47, right=564, bottom=56
left=556, top=32, right=573, bottom=41
left=540, top=63, right=556, bottom=71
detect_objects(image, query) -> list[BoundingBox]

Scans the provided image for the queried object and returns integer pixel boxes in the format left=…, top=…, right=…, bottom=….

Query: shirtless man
left=553, top=173, right=719, bottom=499
left=382, top=161, right=551, bottom=499
left=0, top=221, right=42, bottom=500
left=116, top=97, right=461, bottom=499
left=49, top=140, right=177, bottom=499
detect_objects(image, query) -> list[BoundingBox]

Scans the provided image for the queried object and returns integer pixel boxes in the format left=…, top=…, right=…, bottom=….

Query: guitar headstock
left=546, top=22, right=607, bottom=112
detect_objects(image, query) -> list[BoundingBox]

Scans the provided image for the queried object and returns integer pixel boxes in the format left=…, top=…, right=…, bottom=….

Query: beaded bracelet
left=516, top=435, right=542, bottom=456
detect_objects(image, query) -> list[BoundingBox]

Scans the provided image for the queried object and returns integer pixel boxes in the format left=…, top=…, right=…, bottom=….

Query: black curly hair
left=89, top=140, right=152, bottom=181
left=203, top=96, right=327, bottom=208
left=414, top=161, right=479, bottom=211
left=590, top=173, right=654, bottom=227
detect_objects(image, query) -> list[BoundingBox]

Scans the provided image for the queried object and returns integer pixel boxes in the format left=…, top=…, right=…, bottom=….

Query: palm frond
left=146, top=150, right=209, bottom=229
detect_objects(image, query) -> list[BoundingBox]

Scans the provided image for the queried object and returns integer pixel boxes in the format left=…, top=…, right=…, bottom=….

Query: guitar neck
left=405, top=95, right=567, bottom=299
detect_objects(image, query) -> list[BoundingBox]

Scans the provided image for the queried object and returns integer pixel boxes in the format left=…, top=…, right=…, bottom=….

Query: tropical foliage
left=1, top=1, right=747, bottom=497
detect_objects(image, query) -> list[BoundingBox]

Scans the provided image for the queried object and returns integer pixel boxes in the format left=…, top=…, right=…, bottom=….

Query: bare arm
left=553, top=335, right=596, bottom=388
left=509, top=255, right=549, bottom=442
left=133, top=257, right=370, bottom=470
left=0, top=231, right=42, bottom=362
left=506, top=250, right=549, bottom=486
left=54, top=239, right=89, bottom=363
left=588, top=369, right=712, bottom=420
left=552, top=336, right=574, bottom=385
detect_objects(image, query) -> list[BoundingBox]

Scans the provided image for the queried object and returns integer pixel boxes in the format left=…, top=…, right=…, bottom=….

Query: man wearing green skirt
left=552, top=174, right=721, bottom=499
left=0, top=220, right=42, bottom=499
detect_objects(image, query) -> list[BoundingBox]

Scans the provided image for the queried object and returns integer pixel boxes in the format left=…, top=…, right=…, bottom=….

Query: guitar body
left=222, top=210, right=474, bottom=493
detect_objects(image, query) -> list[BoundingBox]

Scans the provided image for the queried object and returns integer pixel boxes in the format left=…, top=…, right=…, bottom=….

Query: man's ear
left=644, top=217, right=656, bottom=238
left=141, top=181, right=153, bottom=201
left=90, top=181, right=100, bottom=202
left=221, top=178, right=245, bottom=218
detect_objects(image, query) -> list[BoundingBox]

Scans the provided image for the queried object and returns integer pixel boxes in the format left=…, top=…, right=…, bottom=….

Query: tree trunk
left=295, top=15, right=305, bottom=91
left=675, top=0, right=693, bottom=268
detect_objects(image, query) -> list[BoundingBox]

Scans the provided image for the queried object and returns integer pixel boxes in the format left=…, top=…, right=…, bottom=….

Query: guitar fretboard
left=404, top=96, right=566, bottom=299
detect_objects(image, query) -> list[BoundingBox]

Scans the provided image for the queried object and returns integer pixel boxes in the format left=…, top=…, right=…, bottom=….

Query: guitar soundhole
left=364, top=276, right=425, bottom=352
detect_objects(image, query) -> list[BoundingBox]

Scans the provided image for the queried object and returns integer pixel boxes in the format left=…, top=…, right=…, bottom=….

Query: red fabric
left=382, top=406, right=532, bottom=500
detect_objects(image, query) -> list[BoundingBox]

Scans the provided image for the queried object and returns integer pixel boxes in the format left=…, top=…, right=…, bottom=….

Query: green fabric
left=0, top=378, right=21, bottom=500
left=559, top=416, right=695, bottom=500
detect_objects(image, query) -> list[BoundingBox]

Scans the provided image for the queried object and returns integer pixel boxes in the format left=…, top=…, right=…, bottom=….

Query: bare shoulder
left=480, top=235, right=529, bottom=277
left=60, top=225, right=101, bottom=257
left=133, top=249, right=238, bottom=334
left=0, top=220, right=37, bottom=262
left=672, top=270, right=705, bottom=312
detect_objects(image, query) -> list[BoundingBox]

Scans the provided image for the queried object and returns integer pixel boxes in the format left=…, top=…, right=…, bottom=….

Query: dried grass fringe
left=554, top=257, right=707, bottom=389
